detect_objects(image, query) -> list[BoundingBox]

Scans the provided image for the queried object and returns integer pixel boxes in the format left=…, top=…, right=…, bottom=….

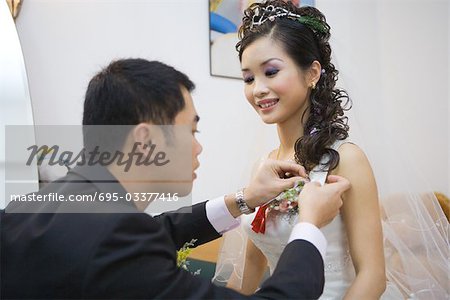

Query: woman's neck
left=276, top=114, right=305, bottom=160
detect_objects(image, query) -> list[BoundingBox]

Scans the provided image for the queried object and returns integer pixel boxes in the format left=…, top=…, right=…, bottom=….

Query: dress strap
left=308, top=139, right=353, bottom=185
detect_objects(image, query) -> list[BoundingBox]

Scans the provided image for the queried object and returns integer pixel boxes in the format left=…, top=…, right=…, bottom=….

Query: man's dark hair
left=82, top=59, right=195, bottom=150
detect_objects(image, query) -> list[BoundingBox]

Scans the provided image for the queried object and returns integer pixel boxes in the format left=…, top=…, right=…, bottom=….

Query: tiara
left=250, top=5, right=328, bottom=34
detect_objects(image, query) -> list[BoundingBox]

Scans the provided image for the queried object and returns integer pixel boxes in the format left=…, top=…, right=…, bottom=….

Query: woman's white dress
left=214, top=140, right=449, bottom=299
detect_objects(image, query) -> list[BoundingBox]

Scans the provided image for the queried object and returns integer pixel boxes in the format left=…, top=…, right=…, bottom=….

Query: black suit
left=1, top=165, right=324, bottom=299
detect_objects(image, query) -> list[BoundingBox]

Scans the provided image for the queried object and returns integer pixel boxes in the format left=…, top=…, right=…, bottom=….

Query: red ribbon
left=251, top=204, right=269, bottom=234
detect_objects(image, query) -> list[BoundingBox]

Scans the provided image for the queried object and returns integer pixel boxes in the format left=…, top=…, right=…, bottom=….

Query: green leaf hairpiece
left=297, top=15, right=329, bottom=35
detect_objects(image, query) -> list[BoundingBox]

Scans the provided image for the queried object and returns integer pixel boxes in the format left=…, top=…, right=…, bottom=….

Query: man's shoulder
left=5, top=169, right=139, bottom=214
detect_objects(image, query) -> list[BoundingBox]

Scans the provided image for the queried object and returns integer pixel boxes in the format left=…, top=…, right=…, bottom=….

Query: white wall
left=15, top=0, right=448, bottom=201
left=318, top=0, right=449, bottom=195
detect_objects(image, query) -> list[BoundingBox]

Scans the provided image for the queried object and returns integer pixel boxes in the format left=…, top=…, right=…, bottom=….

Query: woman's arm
left=227, top=238, right=268, bottom=295
left=226, top=150, right=278, bottom=294
left=333, top=144, right=386, bottom=299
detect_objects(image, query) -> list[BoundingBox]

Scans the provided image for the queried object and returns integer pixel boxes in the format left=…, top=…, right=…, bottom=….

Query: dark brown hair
left=237, top=0, right=351, bottom=172
left=83, top=59, right=195, bottom=151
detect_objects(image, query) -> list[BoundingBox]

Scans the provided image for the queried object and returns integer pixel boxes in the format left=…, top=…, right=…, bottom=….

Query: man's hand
left=244, top=159, right=307, bottom=209
left=298, top=175, right=351, bottom=228
left=224, top=159, right=308, bottom=218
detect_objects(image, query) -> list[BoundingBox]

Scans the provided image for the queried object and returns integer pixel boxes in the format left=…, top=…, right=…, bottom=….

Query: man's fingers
left=301, top=181, right=321, bottom=189
left=326, top=175, right=351, bottom=192
left=273, top=160, right=307, bottom=178
left=297, top=165, right=307, bottom=178
left=278, top=176, right=305, bottom=190
left=326, top=175, right=345, bottom=183
left=327, top=175, right=350, bottom=189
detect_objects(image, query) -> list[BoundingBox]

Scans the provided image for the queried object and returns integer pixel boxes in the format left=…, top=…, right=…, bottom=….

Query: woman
left=214, top=1, right=448, bottom=299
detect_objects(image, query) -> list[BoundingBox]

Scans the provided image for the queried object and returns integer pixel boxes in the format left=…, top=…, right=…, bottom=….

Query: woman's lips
left=257, top=99, right=279, bottom=112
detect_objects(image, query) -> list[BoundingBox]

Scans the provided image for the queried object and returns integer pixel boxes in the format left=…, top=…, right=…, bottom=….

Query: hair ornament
left=310, top=127, right=320, bottom=135
left=250, top=5, right=329, bottom=34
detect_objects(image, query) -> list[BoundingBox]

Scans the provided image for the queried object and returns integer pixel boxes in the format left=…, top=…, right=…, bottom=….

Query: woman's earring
left=311, top=82, right=316, bottom=90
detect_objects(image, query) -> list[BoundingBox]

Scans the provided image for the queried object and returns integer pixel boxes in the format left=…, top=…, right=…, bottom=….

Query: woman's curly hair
left=237, top=0, right=351, bottom=172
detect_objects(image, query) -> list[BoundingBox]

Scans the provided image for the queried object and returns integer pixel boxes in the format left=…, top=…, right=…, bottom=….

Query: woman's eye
left=265, top=68, right=279, bottom=77
left=243, top=76, right=254, bottom=84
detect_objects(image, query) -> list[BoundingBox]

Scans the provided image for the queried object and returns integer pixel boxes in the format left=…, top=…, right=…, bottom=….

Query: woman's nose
left=253, top=78, right=269, bottom=99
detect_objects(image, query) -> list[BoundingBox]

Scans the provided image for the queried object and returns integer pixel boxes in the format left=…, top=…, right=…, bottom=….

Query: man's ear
left=131, top=123, right=153, bottom=153
left=308, top=60, right=322, bottom=88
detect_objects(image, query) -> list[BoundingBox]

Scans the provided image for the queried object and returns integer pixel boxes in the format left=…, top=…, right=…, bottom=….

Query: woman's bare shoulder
left=333, top=143, right=372, bottom=175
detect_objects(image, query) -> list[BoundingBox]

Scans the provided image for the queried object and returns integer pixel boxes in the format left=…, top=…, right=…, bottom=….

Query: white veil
left=347, top=73, right=448, bottom=298
left=329, top=2, right=449, bottom=297
left=213, top=0, right=449, bottom=298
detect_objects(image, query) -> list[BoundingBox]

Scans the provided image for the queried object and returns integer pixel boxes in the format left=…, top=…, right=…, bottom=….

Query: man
left=1, top=59, right=350, bottom=299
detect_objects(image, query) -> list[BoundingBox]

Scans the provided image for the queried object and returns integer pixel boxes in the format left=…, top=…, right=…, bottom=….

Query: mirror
left=0, top=0, right=38, bottom=208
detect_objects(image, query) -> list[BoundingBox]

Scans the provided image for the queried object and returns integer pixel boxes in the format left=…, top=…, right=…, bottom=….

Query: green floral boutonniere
left=177, top=239, right=201, bottom=275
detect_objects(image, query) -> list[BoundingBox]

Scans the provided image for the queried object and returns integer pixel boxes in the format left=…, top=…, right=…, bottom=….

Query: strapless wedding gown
left=215, top=140, right=448, bottom=299
left=240, top=139, right=411, bottom=299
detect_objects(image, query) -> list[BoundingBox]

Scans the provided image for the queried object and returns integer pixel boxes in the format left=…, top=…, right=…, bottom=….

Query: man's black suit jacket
left=1, top=165, right=324, bottom=299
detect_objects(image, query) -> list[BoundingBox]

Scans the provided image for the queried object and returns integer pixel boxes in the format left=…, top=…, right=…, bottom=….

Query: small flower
left=310, top=127, right=320, bottom=135
left=267, top=181, right=304, bottom=215
left=279, top=200, right=290, bottom=212
left=176, top=239, right=201, bottom=275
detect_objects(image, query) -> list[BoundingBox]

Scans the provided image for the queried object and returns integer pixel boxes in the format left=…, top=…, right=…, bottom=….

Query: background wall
left=15, top=0, right=449, bottom=201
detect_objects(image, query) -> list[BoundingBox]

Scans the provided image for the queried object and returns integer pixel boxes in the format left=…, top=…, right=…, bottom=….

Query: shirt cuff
left=288, top=222, right=327, bottom=260
left=205, top=196, right=241, bottom=234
